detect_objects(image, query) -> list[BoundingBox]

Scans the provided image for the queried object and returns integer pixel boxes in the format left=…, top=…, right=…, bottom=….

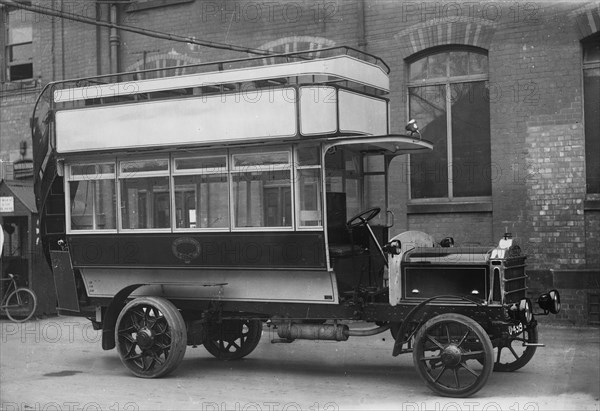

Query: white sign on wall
left=0, top=196, right=15, bottom=213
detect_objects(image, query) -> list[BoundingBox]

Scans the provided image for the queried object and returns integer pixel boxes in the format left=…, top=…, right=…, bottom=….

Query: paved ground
left=0, top=316, right=598, bottom=411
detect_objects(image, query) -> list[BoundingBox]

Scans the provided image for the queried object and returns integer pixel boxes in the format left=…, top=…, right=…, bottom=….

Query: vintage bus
left=32, top=47, right=560, bottom=397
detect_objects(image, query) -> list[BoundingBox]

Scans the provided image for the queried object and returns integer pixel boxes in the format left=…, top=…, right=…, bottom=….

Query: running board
left=523, top=342, right=546, bottom=347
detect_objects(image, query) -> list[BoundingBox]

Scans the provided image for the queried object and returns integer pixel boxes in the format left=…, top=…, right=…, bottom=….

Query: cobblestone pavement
left=0, top=316, right=598, bottom=411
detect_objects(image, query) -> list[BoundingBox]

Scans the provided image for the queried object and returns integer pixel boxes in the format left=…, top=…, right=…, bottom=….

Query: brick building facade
left=1, top=0, right=599, bottom=324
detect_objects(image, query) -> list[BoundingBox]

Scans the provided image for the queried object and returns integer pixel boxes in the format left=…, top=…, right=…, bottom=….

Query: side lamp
left=537, top=289, right=561, bottom=314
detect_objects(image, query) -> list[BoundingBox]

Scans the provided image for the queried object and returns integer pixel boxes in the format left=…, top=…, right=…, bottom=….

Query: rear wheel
left=5, top=288, right=37, bottom=322
left=413, top=313, right=494, bottom=397
left=204, top=319, right=262, bottom=360
left=115, top=297, right=187, bottom=378
left=493, top=322, right=538, bottom=372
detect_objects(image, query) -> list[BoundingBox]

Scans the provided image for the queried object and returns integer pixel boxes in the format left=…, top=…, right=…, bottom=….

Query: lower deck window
left=233, top=170, right=292, bottom=228
left=120, top=177, right=170, bottom=229
left=174, top=174, right=229, bottom=229
left=68, top=164, right=116, bottom=231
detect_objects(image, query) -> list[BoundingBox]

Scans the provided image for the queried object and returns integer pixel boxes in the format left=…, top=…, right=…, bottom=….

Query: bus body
left=32, top=47, right=560, bottom=397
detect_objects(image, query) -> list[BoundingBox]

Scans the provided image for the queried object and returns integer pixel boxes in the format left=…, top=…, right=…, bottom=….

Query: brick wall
left=1, top=0, right=598, bottom=323
left=408, top=212, right=494, bottom=246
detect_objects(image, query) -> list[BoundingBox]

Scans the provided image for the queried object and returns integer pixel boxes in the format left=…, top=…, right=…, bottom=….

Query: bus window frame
left=229, top=147, right=295, bottom=232
left=171, top=151, right=230, bottom=232
left=118, top=156, right=172, bottom=233
left=65, top=160, right=118, bottom=234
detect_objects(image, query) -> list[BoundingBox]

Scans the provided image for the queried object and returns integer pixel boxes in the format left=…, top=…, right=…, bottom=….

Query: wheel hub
left=136, top=328, right=155, bottom=350
left=440, top=344, right=462, bottom=367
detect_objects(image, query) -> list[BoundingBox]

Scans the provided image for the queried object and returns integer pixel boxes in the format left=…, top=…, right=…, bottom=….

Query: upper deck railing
left=52, top=46, right=389, bottom=106
left=31, top=47, right=390, bottom=212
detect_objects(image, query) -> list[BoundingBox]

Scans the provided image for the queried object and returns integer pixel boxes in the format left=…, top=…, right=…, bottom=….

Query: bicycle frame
left=0, top=276, right=19, bottom=309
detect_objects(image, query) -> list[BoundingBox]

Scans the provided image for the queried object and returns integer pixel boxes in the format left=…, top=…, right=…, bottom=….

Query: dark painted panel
left=50, top=250, right=80, bottom=312
left=68, top=231, right=326, bottom=269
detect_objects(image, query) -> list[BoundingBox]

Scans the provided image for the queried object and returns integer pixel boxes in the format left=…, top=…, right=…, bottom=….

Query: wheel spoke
left=459, top=362, right=481, bottom=377
left=496, top=346, right=503, bottom=363
left=426, top=334, right=445, bottom=350
left=419, top=355, right=441, bottom=362
left=453, top=368, right=460, bottom=389
left=433, top=365, right=447, bottom=383
left=445, top=324, right=451, bottom=343
left=457, top=330, right=470, bottom=348
left=508, top=345, right=520, bottom=360
left=462, top=350, right=486, bottom=360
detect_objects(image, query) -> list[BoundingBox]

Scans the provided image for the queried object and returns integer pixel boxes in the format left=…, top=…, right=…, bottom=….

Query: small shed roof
left=0, top=179, right=37, bottom=213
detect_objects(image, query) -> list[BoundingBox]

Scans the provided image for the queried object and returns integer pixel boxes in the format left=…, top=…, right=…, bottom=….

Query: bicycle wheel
left=5, top=288, right=37, bottom=322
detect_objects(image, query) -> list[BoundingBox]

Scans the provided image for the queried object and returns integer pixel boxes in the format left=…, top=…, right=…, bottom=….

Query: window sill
left=584, top=198, right=600, bottom=211
left=125, top=0, right=194, bottom=12
left=407, top=201, right=492, bottom=214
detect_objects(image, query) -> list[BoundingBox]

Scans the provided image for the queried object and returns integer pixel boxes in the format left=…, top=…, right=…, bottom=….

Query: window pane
left=71, top=163, right=115, bottom=179
left=449, top=51, right=469, bottom=76
left=121, top=177, right=170, bottom=229
left=409, top=85, right=448, bottom=198
left=9, top=43, right=32, bottom=63
left=297, top=169, right=322, bottom=227
left=175, top=156, right=226, bottom=173
left=233, top=170, right=291, bottom=227
left=296, top=147, right=320, bottom=166
left=469, top=52, right=488, bottom=75
left=233, top=152, right=289, bottom=168
left=7, top=9, right=33, bottom=44
left=95, top=180, right=117, bottom=229
left=70, top=181, right=94, bottom=230
left=428, top=53, right=448, bottom=78
left=584, top=37, right=600, bottom=63
left=364, top=174, right=386, bottom=226
left=409, top=56, right=428, bottom=82
left=451, top=82, right=492, bottom=197
left=121, top=159, right=168, bottom=175
left=584, top=67, right=600, bottom=193
left=174, top=174, right=229, bottom=228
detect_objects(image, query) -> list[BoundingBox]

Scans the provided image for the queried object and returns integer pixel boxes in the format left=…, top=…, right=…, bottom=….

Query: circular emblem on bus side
left=172, top=237, right=201, bottom=264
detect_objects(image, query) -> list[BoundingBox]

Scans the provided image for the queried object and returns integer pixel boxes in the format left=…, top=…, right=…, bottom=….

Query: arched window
left=583, top=34, right=600, bottom=194
left=407, top=47, right=491, bottom=200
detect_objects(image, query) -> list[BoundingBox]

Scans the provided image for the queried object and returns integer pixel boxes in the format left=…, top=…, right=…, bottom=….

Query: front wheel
left=493, top=322, right=538, bottom=372
left=5, top=288, right=37, bottom=322
left=115, top=297, right=187, bottom=378
left=204, top=319, right=262, bottom=360
left=412, top=313, right=494, bottom=397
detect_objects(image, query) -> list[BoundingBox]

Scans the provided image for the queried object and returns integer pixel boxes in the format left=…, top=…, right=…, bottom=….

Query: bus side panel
left=80, top=267, right=338, bottom=304
left=49, top=250, right=80, bottom=312
left=67, top=232, right=326, bottom=269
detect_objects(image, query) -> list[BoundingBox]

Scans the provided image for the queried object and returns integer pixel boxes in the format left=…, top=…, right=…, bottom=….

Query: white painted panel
left=54, top=55, right=389, bottom=103
left=56, top=88, right=297, bottom=153
left=299, top=86, right=338, bottom=135
left=81, top=267, right=338, bottom=304
left=338, top=90, right=388, bottom=136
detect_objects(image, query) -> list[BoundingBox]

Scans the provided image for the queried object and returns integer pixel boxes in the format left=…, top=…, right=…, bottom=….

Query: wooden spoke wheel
left=115, top=297, right=187, bottom=378
left=5, top=288, right=37, bottom=323
left=413, top=313, right=494, bottom=398
left=493, top=322, right=538, bottom=372
left=203, top=319, right=262, bottom=360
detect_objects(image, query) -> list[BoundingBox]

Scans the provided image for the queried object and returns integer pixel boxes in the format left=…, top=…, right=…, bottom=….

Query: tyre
left=5, top=288, right=37, bottom=323
left=204, top=319, right=262, bottom=360
left=115, top=297, right=187, bottom=378
left=412, top=313, right=494, bottom=398
left=493, top=322, right=538, bottom=372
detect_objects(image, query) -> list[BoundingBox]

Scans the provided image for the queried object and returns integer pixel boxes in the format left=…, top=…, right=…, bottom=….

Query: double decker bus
left=32, top=47, right=560, bottom=397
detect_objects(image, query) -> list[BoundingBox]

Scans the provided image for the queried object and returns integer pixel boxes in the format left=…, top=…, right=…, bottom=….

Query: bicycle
left=0, top=273, right=37, bottom=322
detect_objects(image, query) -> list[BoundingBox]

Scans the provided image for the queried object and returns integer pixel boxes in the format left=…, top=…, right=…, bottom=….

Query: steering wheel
left=346, top=207, right=381, bottom=228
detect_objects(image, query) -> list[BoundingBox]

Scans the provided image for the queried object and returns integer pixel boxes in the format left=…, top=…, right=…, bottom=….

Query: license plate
left=508, top=322, right=524, bottom=336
